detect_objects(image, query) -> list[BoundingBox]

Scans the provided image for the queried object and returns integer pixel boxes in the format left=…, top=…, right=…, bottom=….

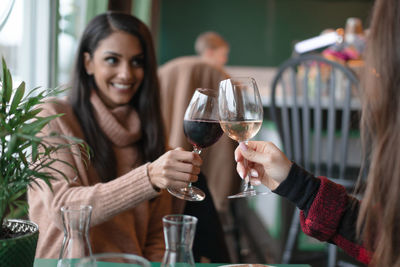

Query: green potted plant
left=0, top=58, right=88, bottom=266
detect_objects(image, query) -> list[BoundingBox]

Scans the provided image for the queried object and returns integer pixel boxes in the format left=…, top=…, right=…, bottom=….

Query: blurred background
left=0, top=0, right=373, bottom=90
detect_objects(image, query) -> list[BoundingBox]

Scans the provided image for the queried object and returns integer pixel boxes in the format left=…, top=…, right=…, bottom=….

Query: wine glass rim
left=60, top=205, right=93, bottom=212
left=162, top=214, right=198, bottom=224
left=222, top=77, right=256, bottom=82
left=195, top=87, right=218, bottom=97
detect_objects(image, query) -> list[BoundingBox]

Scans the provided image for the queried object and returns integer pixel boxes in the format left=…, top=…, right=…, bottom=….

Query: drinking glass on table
left=161, top=215, right=198, bottom=267
left=219, top=77, right=271, bottom=198
left=167, top=88, right=223, bottom=201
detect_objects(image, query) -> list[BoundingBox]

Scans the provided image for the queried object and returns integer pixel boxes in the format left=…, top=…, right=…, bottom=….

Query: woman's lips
left=111, top=82, right=133, bottom=92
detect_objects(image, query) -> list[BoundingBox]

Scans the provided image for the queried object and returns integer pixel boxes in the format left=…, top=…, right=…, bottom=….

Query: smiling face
left=84, top=31, right=144, bottom=108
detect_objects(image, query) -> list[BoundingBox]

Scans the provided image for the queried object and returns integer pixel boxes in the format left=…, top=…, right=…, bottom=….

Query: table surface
left=34, top=258, right=310, bottom=267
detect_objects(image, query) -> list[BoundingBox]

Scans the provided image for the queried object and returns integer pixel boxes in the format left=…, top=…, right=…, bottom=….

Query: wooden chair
left=269, top=54, right=361, bottom=267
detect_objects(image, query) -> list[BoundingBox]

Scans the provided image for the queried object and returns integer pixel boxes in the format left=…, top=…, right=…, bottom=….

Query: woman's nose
left=117, top=62, right=133, bottom=80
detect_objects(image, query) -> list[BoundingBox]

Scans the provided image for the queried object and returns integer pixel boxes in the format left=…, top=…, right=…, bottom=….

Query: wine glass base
left=167, top=186, right=205, bottom=201
left=227, top=189, right=271, bottom=199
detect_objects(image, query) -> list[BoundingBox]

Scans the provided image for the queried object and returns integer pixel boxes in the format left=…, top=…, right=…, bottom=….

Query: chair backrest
left=270, top=54, right=360, bottom=187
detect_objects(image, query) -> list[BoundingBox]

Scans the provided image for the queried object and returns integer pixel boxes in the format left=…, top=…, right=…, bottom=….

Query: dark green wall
left=158, top=0, right=374, bottom=67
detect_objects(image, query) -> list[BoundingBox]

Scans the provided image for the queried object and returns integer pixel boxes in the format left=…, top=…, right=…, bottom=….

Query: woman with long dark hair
left=28, top=12, right=201, bottom=260
left=235, top=0, right=400, bottom=265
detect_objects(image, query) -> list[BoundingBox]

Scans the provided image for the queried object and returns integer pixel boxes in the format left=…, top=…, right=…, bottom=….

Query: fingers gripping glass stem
left=242, top=144, right=253, bottom=191
left=228, top=141, right=271, bottom=199
left=167, top=148, right=205, bottom=201
left=187, top=147, right=202, bottom=189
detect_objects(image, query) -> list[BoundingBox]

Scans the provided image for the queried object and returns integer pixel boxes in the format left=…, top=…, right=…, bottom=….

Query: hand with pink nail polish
left=234, top=141, right=292, bottom=190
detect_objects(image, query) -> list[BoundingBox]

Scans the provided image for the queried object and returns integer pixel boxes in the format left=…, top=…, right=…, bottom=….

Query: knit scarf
left=90, top=90, right=142, bottom=147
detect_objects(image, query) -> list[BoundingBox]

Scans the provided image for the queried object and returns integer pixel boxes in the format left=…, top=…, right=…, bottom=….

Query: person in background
left=28, top=12, right=202, bottom=261
left=194, top=31, right=230, bottom=69
left=234, top=0, right=400, bottom=265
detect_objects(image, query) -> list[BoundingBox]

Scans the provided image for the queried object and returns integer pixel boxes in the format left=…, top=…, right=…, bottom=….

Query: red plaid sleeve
left=299, top=176, right=372, bottom=265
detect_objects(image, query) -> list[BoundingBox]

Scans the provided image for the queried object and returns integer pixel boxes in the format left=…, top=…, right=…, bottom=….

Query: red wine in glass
left=183, top=119, right=223, bottom=149
left=167, top=88, right=221, bottom=201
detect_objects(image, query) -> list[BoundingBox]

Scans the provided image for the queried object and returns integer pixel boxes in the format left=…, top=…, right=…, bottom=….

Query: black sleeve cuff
left=273, top=163, right=321, bottom=212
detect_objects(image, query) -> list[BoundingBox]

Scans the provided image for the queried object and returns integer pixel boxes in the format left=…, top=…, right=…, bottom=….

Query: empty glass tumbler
left=161, top=215, right=198, bottom=267
left=58, top=205, right=93, bottom=267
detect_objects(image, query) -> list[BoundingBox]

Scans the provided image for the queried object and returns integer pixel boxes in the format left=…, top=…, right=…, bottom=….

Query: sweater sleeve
left=273, top=163, right=372, bottom=264
left=28, top=100, right=160, bottom=228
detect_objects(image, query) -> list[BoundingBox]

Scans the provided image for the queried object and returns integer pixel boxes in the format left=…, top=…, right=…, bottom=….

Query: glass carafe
left=161, top=215, right=198, bottom=267
left=58, top=205, right=93, bottom=267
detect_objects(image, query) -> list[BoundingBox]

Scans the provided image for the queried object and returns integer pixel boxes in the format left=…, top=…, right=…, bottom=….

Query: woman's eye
left=105, top=57, right=117, bottom=64
left=131, top=57, right=144, bottom=67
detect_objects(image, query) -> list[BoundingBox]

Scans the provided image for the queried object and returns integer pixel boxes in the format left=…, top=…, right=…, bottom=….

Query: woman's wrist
left=273, top=163, right=321, bottom=210
left=278, top=159, right=294, bottom=185
left=146, top=162, right=160, bottom=192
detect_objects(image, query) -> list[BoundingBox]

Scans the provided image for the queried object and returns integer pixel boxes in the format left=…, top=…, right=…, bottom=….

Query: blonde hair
left=194, top=31, right=229, bottom=55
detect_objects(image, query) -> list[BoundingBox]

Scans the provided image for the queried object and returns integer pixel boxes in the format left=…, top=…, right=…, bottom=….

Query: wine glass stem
left=240, top=140, right=254, bottom=192
left=188, top=147, right=202, bottom=189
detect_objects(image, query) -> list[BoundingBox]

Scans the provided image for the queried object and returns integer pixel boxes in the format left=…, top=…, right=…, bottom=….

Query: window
left=0, top=0, right=108, bottom=91
left=57, top=0, right=86, bottom=86
left=0, top=0, right=24, bottom=86
left=0, top=0, right=53, bottom=91
left=56, top=0, right=107, bottom=87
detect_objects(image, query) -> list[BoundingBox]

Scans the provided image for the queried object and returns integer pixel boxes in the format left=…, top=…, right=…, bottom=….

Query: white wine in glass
left=219, top=120, right=263, bottom=142
left=219, top=77, right=271, bottom=198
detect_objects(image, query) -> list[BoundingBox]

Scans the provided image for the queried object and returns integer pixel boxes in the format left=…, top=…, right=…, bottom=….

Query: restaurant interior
left=0, top=0, right=377, bottom=267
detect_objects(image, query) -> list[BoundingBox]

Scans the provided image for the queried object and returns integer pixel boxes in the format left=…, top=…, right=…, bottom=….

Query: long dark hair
left=69, top=12, right=165, bottom=182
left=358, top=0, right=400, bottom=265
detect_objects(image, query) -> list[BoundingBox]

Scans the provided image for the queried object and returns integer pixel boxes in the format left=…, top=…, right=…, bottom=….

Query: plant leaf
left=0, top=58, right=90, bottom=230
left=21, top=114, right=62, bottom=134
left=31, top=141, right=38, bottom=162
left=9, top=82, right=25, bottom=114
left=6, top=134, right=18, bottom=157
left=2, top=58, right=12, bottom=103
left=18, top=150, right=29, bottom=167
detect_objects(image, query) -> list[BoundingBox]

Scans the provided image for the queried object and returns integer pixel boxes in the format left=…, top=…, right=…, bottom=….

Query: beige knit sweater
left=28, top=92, right=172, bottom=261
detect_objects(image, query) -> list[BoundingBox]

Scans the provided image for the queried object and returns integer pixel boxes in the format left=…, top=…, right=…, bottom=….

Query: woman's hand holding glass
left=147, top=148, right=202, bottom=190
left=234, top=141, right=293, bottom=190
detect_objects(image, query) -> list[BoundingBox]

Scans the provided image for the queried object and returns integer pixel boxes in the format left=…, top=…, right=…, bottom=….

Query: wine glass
left=167, top=88, right=223, bottom=201
left=219, top=77, right=271, bottom=198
